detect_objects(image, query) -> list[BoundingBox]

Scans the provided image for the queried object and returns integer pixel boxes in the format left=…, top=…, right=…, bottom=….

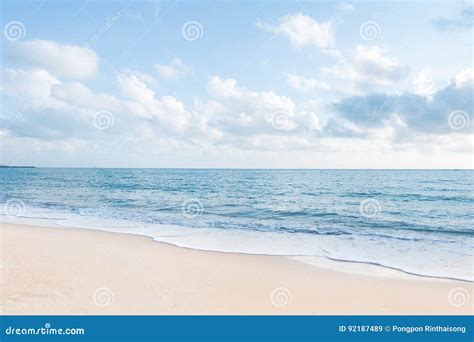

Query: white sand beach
left=1, top=223, right=472, bottom=315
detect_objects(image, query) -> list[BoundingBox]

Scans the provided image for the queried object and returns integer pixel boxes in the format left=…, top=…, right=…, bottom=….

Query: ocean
left=1, top=168, right=472, bottom=282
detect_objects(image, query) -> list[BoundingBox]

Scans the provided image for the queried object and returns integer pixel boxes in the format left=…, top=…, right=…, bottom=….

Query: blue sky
left=0, top=0, right=472, bottom=168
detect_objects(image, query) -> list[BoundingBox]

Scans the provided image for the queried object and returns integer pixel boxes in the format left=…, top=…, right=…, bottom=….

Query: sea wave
left=1, top=168, right=473, bottom=282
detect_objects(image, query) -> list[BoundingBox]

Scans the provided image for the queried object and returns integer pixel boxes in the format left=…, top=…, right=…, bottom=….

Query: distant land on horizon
left=0, top=165, right=36, bottom=168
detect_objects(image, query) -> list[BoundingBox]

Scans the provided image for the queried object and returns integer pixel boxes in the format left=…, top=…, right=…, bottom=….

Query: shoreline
left=3, top=213, right=472, bottom=284
left=1, top=222, right=472, bottom=315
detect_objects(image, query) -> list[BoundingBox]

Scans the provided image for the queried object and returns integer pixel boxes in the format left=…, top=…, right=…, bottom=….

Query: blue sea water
left=1, top=168, right=473, bottom=281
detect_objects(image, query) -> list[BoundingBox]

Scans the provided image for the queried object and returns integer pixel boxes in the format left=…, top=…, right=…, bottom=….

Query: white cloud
left=121, top=68, right=157, bottom=87
left=1, top=65, right=191, bottom=138
left=338, top=2, right=354, bottom=11
left=412, top=67, right=436, bottom=99
left=117, top=72, right=156, bottom=104
left=324, top=45, right=409, bottom=90
left=258, top=13, right=335, bottom=50
left=205, top=76, right=300, bottom=135
left=206, top=76, right=296, bottom=115
left=9, top=40, right=99, bottom=80
left=1, top=68, right=63, bottom=109
left=335, top=70, right=473, bottom=136
left=284, top=72, right=330, bottom=92
left=51, top=76, right=191, bottom=135
left=115, top=71, right=190, bottom=133
left=155, top=96, right=190, bottom=134
left=199, top=76, right=330, bottom=147
left=450, top=68, right=473, bottom=88
left=154, top=58, right=189, bottom=80
left=1, top=52, right=471, bottom=166
left=51, top=82, right=123, bottom=112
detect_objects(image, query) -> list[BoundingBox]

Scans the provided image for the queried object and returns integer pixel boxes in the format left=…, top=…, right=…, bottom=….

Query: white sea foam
left=1, top=205, right=472, bottom=282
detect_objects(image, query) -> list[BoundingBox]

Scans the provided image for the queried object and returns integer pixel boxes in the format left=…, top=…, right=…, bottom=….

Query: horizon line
left=1, top=166, right=473, bottom=170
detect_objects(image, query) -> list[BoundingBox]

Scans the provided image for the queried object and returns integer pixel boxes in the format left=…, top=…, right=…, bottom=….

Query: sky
left=0, top=0, right=473, bottom=168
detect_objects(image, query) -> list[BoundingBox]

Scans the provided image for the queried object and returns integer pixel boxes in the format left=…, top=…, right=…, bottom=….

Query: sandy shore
left=0, top=223, right=472, bottom=315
